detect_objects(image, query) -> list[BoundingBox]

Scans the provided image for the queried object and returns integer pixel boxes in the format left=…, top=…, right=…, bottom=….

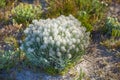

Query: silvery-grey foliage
left=20, top=15, right=90, bottom=71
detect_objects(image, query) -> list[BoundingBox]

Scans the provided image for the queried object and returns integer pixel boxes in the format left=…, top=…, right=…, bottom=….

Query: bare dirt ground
left=79, top=43, right=120, bottom=80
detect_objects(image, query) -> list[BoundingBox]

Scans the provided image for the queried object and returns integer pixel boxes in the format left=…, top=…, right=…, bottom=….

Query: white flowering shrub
left=20, top=15, right=90, bottom=72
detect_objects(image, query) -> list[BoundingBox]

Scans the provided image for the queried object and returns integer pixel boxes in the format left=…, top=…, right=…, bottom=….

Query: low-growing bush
left=101, top=38, right=120, bottom=49
left=45, top=0, right=108, bottom=31
left=0, top=0, right=6, bottom=8
left=45, top=0, right=77, bottom=17
left=104, top=17, right=120, bottom=37
left=12, top=3, right=42, bottom=25
left=76, top=0, right=108, bottom=31
left=77, top=11, right=93, bottom=32
left=20, top=15, right=90, bottom=74
left=0, top=24, right=22, bottom=38
left=0, top=49, right=20, bottom=70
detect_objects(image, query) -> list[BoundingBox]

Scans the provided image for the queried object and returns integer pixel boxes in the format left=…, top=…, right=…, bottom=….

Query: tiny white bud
left=57, top=52, right=61, bottom=57
left=67, top=54, right=72, bottom=59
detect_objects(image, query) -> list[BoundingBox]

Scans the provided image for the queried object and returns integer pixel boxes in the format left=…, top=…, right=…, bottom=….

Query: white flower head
left=29, top=24, right=34, bottom=28
left=67, top=54, right=72, bottom=59
left=32, top=19, right=38, bottom=24
left=62, top=39, right=66, bottom=45
left=56, top=41, right=60, bottom=46
left=26, top=41, right=32, bottom=46
left=36, top=37, right=40, bottom=42
left=31, top=38, right=35, bottom=42
left=76, top=48, right=79, bottom=52
left=49, top=48, right=55, bottom=56
left=105, top=3, right=108, bottom=6
left=57, top=52, right=61, bottom=57
left=40, top=44, right=46, bottom=49
left=49, top=36, right=53, bottom=41
left=27, top=48, right=34, bottom=53
left=51, top=40, right=55, bottom=45
left=25, top=37, right=29, bottom=41
left=61, top=46, right=66, bottom=52
left=72, top=38, right=76, bottom=43
left=56, top=48, right=60, bottom=52
left=44, top=58, right=48, bottom=63
left=77, top=39, right=80, bottom=43
left=72, top=44, right=75, bottom=49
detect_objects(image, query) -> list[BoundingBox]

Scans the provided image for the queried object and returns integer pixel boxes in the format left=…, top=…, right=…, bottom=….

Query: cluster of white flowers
left=20, top=15, right=90, bottom=70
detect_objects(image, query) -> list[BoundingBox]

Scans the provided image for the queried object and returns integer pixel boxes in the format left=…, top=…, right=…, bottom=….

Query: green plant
left=45, top=0, right=78, bottom=18
left=104, top=17, right=120, bottom=37
left=101, top=38, right=120, bottom=49
left=12, top=3, right=42, bottom=25
left=77, top=11, right=93, bottom=31
left=4, top=36, right=19, bottom=49
left=77, top=69, right=85, bottom=80
left=20, top=15, right=90, bottom=74
left=45, top=0, right=107, bottom=32
left=0, top=0, right=6, bottom=8
left=0, top=49, right=20, bottom=70
left=0, top=24, right=23, bottom=46
left=76, top=0, right=108, bottom=31
left=0, top=0, right=15, bottom=22
left=0, top=0, right=6, bottom=21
